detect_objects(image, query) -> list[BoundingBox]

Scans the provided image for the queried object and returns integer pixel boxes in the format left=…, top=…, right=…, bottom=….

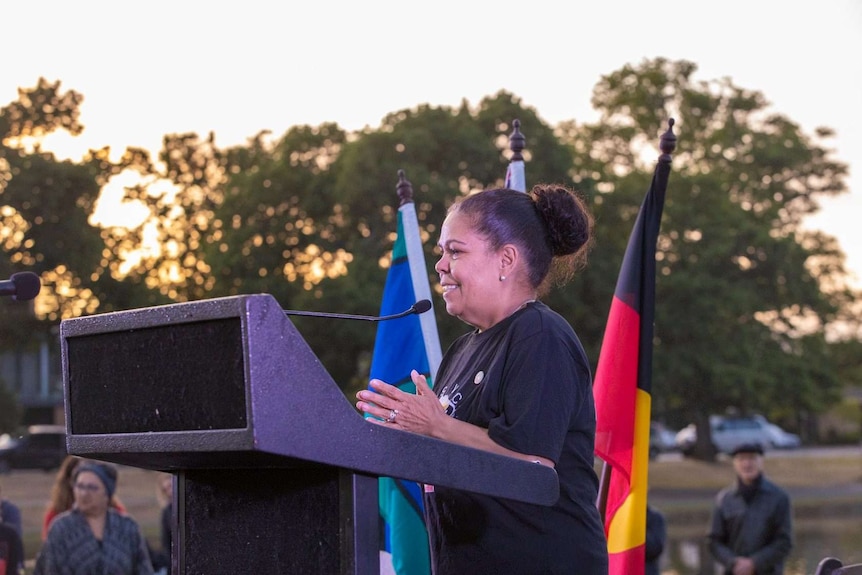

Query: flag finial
left=660, top=119, right=676, bottom=161
left=396, top=169, right=414, bottom=206
left=509, top=119, right=525, bottom=162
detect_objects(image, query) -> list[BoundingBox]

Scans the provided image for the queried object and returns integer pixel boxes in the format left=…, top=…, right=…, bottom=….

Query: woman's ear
left=499, top=244, right=519, bottom=276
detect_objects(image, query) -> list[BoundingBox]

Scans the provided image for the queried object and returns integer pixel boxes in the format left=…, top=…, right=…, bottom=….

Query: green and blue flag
left=371, top=192, right=441, bottom=575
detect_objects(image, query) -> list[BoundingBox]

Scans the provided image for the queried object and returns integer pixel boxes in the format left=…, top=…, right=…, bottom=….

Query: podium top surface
left=60, top=294, right=560, bottom=506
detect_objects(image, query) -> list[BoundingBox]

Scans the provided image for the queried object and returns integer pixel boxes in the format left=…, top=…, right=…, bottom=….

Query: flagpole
left=506, top=119, right=527, bottom=193
left=596, top=460, right=611, bottom=521
left=594, top=118, right=677, bottom=523
left=396, top=170, right=443, bottom=382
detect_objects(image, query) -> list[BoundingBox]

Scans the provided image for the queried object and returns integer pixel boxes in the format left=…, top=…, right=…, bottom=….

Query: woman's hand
left=355, top=370, right=446, bottom=437
left=356, top=371, right=554, bottom=467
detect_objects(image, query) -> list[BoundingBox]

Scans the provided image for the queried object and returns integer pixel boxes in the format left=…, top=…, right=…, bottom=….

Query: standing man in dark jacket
left=708, top=442, right=793, bottom=574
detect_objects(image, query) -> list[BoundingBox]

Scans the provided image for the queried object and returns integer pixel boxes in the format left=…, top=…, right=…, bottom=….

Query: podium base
left=176, top=467, right=379, bottom=575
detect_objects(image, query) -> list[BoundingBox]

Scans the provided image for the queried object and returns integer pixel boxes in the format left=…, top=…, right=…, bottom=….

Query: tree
left=7, top=67, right=857, bottom=445
left=560, top=58, right=855, bottom=457
left=0, top=78, right=166, bottom=326
left=205, top=95, right=559, bottom=387
left=117, top=92, right=572, bottom=389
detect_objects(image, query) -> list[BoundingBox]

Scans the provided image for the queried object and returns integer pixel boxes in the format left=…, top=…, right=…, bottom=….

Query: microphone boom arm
left=283, top=299, right=431, bottom=322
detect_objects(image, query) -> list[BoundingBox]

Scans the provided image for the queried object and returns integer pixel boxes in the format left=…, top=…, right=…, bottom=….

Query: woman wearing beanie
left=42, top=456, right=128, bottom=541
left=34, top=462, right=153, bottom=575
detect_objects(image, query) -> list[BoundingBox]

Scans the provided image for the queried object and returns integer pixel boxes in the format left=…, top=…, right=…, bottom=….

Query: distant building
left=0, top=327, right=64, bottom=426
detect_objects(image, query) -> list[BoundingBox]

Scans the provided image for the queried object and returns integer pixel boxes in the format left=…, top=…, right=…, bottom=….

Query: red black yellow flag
left=593, top=120, right=676, bottom=575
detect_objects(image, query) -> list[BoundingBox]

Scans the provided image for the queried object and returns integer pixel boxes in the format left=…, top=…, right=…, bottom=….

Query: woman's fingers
left=368, top=379, right=401, bottom=398
left=355, top=395, right=386, bottom=417
left=355, top=373, right=436, bottom=430
left=411, top=370, right=432, bottom=394
left=356, top=382, right=399, bottom=423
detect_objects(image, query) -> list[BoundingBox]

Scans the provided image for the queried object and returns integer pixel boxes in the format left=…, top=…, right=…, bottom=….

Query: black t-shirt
left=425, top=302, right=608, bottom=575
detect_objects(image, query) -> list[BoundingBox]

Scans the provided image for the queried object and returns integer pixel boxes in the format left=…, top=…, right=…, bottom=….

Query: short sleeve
left=487, top=313, right=590, bottom=462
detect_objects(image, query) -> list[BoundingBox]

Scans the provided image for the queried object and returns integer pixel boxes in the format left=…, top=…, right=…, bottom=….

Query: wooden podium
left=60, top=294, right=559, bottom=574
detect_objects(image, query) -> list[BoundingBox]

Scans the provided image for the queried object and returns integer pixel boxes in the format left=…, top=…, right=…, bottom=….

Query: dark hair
left=449, top=184, right=593, bottom=294
left=731, top=442, right=764, bottom=456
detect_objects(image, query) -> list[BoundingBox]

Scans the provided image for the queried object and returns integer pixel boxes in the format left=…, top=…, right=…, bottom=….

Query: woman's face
left=73, top=470, right=109, bottom=517
left=435, top=210, right=503, bottom=331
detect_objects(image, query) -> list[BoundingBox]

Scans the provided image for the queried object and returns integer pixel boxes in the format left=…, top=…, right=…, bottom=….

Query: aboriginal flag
left=593, top=121, right=675, bottom=575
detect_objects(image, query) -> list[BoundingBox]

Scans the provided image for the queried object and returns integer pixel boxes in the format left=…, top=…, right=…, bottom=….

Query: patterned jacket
left=35, top=508, right=153, bottom=575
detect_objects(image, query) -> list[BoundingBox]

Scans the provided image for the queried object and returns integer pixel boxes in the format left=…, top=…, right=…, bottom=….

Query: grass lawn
left=646, top=449, right=862, bottom=490
left=617, top=447, right=862, bottom=526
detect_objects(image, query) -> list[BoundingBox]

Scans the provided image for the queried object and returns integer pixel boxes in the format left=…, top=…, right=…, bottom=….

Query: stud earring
left=499, top=275, right=506, bottom=281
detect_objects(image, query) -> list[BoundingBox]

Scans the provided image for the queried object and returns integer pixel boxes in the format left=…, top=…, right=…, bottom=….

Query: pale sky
left=4, top=1, right=861, bottom=286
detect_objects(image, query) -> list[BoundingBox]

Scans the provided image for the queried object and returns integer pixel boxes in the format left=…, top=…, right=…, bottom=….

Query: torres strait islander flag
left=370, top=172, right=442, bottom=575
left=593, top=121, right=674, bottom=575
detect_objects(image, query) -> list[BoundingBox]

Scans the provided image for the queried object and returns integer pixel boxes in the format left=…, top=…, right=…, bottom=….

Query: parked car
left=675, top=414, right=797, bottom=455
left=763, top=421, right=802, bottom=449
left=649, top=421, right=678, bottom=459
left=0, top=424, right=67, bottom=473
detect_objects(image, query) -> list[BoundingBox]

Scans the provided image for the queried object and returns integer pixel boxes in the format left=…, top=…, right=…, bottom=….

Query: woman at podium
left=357, top=185, right=608, bottom=574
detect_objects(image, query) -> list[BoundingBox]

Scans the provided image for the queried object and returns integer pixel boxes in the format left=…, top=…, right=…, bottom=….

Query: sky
left=4, top=1, right=861, bottom=286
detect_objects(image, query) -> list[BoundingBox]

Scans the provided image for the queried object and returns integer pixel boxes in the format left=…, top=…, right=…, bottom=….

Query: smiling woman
left=357, top=184, right=607, bottom=574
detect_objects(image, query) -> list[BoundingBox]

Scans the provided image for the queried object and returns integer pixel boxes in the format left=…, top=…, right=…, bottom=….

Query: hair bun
left=532, top=184, right=593, bottom=256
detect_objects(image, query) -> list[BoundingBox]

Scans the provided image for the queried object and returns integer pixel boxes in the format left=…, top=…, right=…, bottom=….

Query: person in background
left=645, top=504, right=666, bottom=575
left=42, top=455, right=82, bottom=541
left=35, top=461, right=153, bottom=575
left=150, top=473, right=173, bottom=575
left=0, top=484, right=22, bottom=539
left=0, top=483, right=24, bottom=575
left=708, top=443, right=793, bottom=575
left=42, top=455, right=126, bottom=541
left=356, top=185, right=608, bottom=574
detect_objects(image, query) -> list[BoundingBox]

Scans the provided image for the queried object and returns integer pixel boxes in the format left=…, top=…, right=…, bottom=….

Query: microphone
left=0, top=271, right=42, bottom=301
left=284, top=299, right=432, bottom=321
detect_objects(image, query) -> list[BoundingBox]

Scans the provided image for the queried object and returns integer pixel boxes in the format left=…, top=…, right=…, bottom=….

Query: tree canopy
left=2, top=60, right=859, bottom=442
